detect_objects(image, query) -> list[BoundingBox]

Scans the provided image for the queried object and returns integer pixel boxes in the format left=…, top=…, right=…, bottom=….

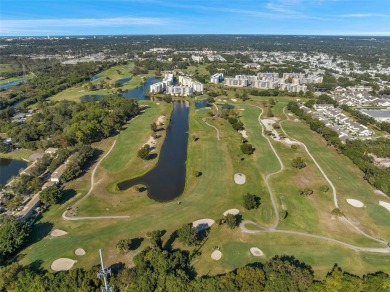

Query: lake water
left=121, top=77, right=160, bottom=100
left=80, top=77, right=160, bottom=101
left=195, top=100, right=209, bottom=109
left=117, top=101, right=189, bottom=202
left=0, top=79, right=27, bottom=90
left=0, top=158, right=27, bottom=185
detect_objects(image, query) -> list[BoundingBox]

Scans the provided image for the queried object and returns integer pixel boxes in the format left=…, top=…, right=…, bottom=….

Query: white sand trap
left=51, top=258, right=77, bottom=271
left=231, top=98, right=237, bottom=102
left=374, top=189, right=387, bottom=196
left=75, top=248, right=86, bottom=256
left=346, top=199, right=365, bottom=208
left=156, top=115, right=165, bottom=125
left=250, top=247, right=264, bottom=257
left=211, top=250, right=222, bottom=260
left=234, top=173, right=246, bottom=185
left=239, top=109, right=245, bottom=111
left=51, top=229, right=68, bottom=237
left=192, top=219, right=215, bottom=231
left=379, top=201, right=390, bottom=212
left=223, top=209, right=240, bottom=216
left=238, top=130, right=248, bottom=138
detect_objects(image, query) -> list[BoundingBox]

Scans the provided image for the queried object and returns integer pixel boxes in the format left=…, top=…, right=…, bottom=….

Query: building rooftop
left=360, top=109, right=390, bottom=118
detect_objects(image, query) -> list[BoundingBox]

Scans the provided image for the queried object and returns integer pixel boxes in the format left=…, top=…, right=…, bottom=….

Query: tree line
left=0, top=244, right=388, bottom=291
left=0, top=98, right=140, bottom=150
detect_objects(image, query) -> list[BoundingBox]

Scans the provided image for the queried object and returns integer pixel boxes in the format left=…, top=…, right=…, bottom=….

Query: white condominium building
left=150, top=73, right=174, bottom=93
left=166, top=85, right=194, bottom=96
left=210, top=73, right=224, bottom=84
left=224, top=77, right=248, bottom=87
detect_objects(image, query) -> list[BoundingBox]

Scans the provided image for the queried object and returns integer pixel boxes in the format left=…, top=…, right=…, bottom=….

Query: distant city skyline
left=1, top=0, right=389, bottom=36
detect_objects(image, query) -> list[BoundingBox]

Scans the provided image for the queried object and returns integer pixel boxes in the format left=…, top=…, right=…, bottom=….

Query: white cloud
left=0, top=17, right=172, bottom=34
left=339, top=13, right=389, bottom=18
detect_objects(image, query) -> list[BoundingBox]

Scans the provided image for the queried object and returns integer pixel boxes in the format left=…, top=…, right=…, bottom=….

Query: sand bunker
left=238, top=130, right=248, bottom=138
left=211, top=250, right=222, bottom=260
left=250, top=247, right=264, bottom=257
left=223, top=209, right=240, bottom=216
left=346, top=199, right=365, bottom=208
left=156, top=115, right=165, bottom=125
left=374, top=189, right=387, bottom=196
left=51, top=229, right=68, bottom=237
left=379, top=201, right=390, bottom=212
left=231, top=98, right=237, bottom=102
left=234, top=173, right=246, bottom=185
left=192, top=219, right=215, bottom=231
left=51, top=258, right=77, bottom=271
left=75, top=248, right=86, bottom=256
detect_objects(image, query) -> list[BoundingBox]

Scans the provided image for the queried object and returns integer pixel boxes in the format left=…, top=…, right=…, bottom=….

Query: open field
left=18, top=92, right=390, bottom=278
left=0, top=64, right=21, bottom=75
left=0, top=148, right=39, bottom=161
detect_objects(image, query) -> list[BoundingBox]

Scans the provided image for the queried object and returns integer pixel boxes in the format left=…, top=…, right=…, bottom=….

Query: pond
left=121, top=77, right=160, bottom=100
left=0, top=158, right=27, bottom=185
left=117, top=100, right=189, bottom=202
left=195, top=100, right=209, bottom=109
left=80, top=94, right=106, bottom=101
left=80, top=77, right=161, bottom=101
left=0, top=79, right=27, bottom=90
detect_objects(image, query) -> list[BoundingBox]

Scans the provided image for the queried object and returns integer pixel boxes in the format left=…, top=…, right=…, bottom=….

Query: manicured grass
left=18, top=95, right=390, bottom=279
left=0, top=148, right=40, bottom=161
left=192, top=227, right=390, bottom=279
left=278, top=102, right=390, bottom=241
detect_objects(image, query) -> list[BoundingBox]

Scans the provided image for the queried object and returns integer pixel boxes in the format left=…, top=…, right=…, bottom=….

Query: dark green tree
left=291, top=156, right=306, bottom=169
left=39, top=186, right=63, bottom=206
left=177, top=223, right=198, bottom=246
left=137, top=144, right=151, bottom=160
left=0, top=216, right=31, bottom=258
left=225, top=214, right=239, bottom=229
left=151, top=122, right=158, bottom=132
left=240, top=143, right=255, bottom=155
left=243, top=193, right=259, bottom=210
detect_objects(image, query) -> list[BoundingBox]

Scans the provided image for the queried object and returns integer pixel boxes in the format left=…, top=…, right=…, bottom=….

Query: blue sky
left=1, top=0, right=389, bottom=36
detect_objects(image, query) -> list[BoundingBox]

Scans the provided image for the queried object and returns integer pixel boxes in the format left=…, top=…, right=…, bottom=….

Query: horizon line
left=1, top=33, right=390, bottom=38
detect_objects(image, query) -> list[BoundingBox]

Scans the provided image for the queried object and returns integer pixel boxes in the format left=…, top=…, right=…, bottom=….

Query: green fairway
left=19, top=94, right=390, bottom=279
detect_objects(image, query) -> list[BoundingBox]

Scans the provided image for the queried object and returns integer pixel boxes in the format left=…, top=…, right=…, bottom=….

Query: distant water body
left=80, top=77, right=160, bottom=101
left=0, top=79, right=27, bottom=90
left=0, top=158, right=27, bottom=185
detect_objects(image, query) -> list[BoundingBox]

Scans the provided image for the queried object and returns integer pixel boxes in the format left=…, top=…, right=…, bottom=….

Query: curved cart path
left=255, top=107, right=282, bottom=229
left=203, top=119, right=220, bottom=141
left=62, top=138, right=129, bottom=220
left=240, top=220, right=390, bottom=253
left=279, top=107, right=386, bottom=245
left=239, top=105, right=389, bottom=253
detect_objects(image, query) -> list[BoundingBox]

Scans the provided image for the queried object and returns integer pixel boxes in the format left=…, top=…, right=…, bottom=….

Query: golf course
left=17, top=66, right=390, bottom=279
